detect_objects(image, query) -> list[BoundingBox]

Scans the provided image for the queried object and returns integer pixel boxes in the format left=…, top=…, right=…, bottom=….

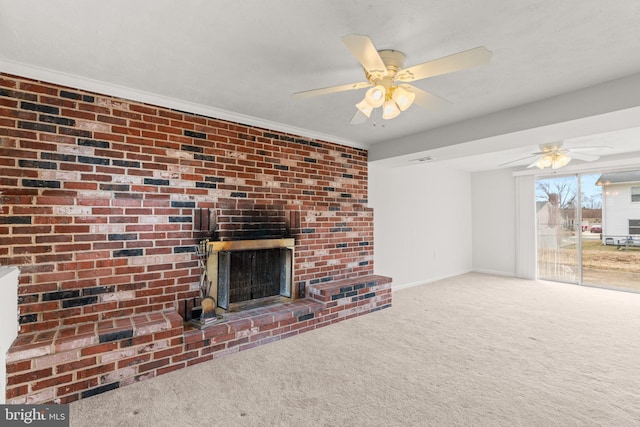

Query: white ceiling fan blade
left=350, top=109, right=369, bottom=125
left=527, top=158, right=542, bottom=168
left=401, top=84, right=451, bottom=111
left=292, top=81, right=371, bottom=99
left=496, top=155, right=537, bottom=167
left=570, top=145, right=613, bottom=153
left=570, top=152, right=600, bottom=162
left=341, top=34, right=388, bottom=80
left=395, top=46, right=492, bottom=82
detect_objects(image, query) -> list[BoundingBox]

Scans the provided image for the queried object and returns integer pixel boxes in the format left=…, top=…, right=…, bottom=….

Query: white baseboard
left=470, top=268, right=516, bottom=278
left=391, top=270, right=472, bottom=292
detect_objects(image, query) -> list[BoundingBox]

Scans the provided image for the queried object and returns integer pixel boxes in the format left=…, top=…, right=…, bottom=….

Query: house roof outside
left=596, top=171, right=640, bottom=186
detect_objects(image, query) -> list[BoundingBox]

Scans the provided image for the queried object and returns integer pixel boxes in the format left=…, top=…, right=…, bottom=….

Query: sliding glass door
left=536, top=170, right=640, bottom=291
left=581, top=170, right=640, bottom=291
left=536, top=176, right=579, bottom=283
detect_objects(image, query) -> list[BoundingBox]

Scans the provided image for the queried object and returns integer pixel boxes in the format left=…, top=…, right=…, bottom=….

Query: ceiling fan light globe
left=365, top=85, right=386, bottom=108
left=392, top=86, right=415, bottom=111
left=355, top=99, right=373, bottom=117
left=536, top=155, right=553, bottom=169
left=551, top=154, right=571, bottom=169
left=382, top=100, right=401, bottom=120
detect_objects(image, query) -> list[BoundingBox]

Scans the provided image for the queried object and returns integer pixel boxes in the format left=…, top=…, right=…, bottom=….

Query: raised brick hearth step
left=6, top=311, right=184, bottom=404
left=7, top=312, right=183, bottom=364
left=5, top=275, right=391, bottom=404
left=308, top=274, right=392, bottom=303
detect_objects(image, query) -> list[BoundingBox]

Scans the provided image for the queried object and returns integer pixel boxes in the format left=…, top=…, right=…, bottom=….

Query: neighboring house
left=596, top=171, right=640, bottom=244
left=581, top=208, right=602, bottom=230
left=535, top=202, right=601, bottom=231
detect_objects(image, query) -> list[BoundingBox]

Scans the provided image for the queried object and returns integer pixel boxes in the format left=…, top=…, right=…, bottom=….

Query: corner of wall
left=1, top=266, right=20, bottom=404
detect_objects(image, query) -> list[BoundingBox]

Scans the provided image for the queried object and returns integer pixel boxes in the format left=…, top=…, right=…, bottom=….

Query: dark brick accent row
left=181, top=144, right=203, bottom=153
left=108, top=233, right=138, bottom=241
left=60, top=90, right=95, bottom=103
left=78, top=139, right=110, bottom=148
left=21, top=179, right=60, bottom=188
left=62, top=296, right=98, bottom=308
left=41, top=153, right=75, bottom=162
left=42, top=290, right=81, bottom=301
left=99, top=330, right=134, bottom=343
left=18, top=314, right=38, bottom=324
left=194, top=154, right=215, bottom=162
left=39, top=115, right=75, bottom=126
left=113, top=249, right=143, bottom=257
left=18, top=160, right=57, bottom=169
left=20, top=101, right=59, bottom=114
left=143, top=178, right=170, bottom=186
left=184, top=130, right=206, bottom=139
left=112, top=160, right=140, bottom=168
left=168, top=216, right=191, bottom=223
left=196, top=182, right=216, bottom=189
left=0, top=216, right=31, bottom=224
left=170, top=201, right=196, bottom=208
left=78, top=156, right=110, bottom=165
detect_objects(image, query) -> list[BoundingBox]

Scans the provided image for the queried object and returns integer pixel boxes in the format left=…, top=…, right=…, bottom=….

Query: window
left=630, top=219, right=640, bottom=235
left=632, top=186, right=640, bottom=202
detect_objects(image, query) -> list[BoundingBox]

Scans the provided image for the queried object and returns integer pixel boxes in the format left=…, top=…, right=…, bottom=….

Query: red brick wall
left=0, top=73, right=374, bottom=335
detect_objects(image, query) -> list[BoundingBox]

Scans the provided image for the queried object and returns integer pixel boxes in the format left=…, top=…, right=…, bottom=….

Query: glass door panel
left=536, top=176, right=579, bottom=282
left=581, top=170, right=640, bottom=291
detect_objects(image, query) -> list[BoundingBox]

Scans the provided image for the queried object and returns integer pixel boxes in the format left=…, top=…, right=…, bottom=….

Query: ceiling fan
left=292, top=34, right=492, bottom=124
left=501, top=142, right=607, bottom=170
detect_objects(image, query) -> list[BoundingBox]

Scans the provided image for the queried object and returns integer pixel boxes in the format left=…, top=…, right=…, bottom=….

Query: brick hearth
left=6, top=276, right=390, bottom=404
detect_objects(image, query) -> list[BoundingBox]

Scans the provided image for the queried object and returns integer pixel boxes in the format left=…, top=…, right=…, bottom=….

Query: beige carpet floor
left=69, top=273, right=640, bottom=426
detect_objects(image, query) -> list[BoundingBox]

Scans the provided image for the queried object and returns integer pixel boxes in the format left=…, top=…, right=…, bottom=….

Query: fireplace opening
left=190, top=238, right=295, bottom=326
left=226, top=248, right=286, bottom=304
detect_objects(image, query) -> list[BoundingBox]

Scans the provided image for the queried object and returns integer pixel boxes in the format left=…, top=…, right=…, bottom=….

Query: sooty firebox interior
left=203, top=238, right=295, bottom=317
left=226, top=248, right=286, bottom=304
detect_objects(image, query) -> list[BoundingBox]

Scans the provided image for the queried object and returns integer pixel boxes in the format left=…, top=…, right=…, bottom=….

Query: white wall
left=1, top=266, right=19, bottom=404
left=369, top=162, right=472, bottom=288
left=470, top=169, right=516, bottom=276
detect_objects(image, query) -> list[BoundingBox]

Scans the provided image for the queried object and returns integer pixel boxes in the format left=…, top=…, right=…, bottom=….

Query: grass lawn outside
left=538, top=237, right=640, bottom=292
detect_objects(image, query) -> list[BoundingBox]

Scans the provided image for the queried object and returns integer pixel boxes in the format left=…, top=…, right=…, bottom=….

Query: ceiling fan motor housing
left=366, top=50, right=406, bottom=88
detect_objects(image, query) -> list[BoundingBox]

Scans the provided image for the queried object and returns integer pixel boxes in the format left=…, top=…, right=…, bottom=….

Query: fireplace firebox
left=196, top=238, right=295, bottom=323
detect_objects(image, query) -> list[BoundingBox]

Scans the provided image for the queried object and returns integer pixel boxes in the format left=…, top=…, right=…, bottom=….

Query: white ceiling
left=1, top=0, right=640, bottom=171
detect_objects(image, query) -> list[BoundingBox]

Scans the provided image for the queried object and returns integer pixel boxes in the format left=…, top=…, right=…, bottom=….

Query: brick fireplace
left=0, top=73, right=392, bottom=404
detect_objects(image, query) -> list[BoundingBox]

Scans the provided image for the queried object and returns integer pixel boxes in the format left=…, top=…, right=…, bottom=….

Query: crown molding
left=0, top=59, right=367, bottom=150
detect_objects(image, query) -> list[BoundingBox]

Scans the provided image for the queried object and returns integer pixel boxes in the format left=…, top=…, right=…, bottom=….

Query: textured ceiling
left=1, top=0, right=640, bottom=170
